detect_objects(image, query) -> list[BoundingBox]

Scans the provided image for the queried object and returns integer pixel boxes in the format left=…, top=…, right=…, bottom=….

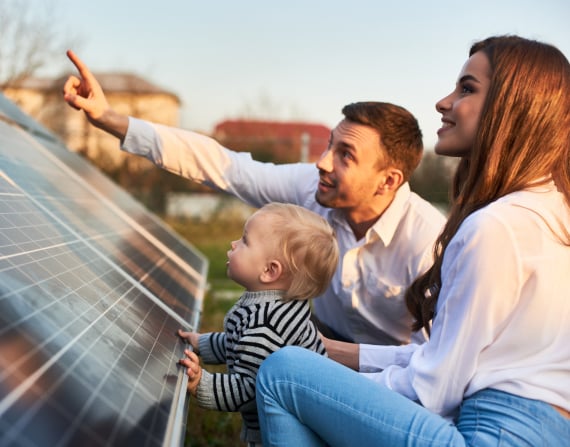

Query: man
left=63, top=50, right=445, bottom=345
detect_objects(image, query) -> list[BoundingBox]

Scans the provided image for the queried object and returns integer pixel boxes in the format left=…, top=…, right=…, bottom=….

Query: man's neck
left=347, top=215, right=380, bottom=241
left=344, top=195, right=395, bottom=241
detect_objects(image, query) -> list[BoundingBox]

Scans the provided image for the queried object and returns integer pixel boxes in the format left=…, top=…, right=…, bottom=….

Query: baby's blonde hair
left=256, top=203, right=339, bottom=301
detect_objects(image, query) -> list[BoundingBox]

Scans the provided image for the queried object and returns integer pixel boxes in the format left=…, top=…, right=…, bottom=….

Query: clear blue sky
left=49, top=0, right=570, bottom=149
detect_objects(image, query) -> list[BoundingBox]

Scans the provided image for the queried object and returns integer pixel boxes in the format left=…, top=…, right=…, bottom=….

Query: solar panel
left=0, top=93, right=207, bottom=447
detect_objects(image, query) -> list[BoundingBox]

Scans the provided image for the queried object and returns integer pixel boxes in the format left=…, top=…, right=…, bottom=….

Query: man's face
left=315, top=119, right=386, bottom=218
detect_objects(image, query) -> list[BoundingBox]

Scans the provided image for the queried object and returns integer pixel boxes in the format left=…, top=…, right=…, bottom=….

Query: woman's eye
left=461, top=84, right=474, bottom=94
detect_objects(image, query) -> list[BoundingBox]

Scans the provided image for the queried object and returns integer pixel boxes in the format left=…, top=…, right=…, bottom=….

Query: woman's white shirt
left=360, top=183, right=570, bottom=418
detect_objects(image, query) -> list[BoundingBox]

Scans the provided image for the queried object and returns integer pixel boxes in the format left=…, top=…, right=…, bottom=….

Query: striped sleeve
left=198, top=332, right=226, bottom=364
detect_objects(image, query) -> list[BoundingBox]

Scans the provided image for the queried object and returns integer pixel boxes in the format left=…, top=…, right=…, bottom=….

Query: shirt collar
left=238, top=289, right=286, bottom=306
left=326, top=182, right=412, bottom=246
left=368, top=182, right=411, bottom=246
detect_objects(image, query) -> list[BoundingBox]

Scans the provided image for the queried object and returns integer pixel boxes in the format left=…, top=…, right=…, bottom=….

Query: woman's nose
left=435, top=93, right=452, bottom=113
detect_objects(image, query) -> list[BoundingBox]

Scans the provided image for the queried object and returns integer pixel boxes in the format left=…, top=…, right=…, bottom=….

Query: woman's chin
left=434, top=143, right=469, bottom=158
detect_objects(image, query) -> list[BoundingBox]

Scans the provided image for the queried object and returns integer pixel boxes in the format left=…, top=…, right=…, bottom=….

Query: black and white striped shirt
left=196, top=289, right=326, bottom=444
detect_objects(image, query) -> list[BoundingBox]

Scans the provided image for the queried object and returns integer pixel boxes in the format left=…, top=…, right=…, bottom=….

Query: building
left=3, top=74, right=333, bottom=217
left=3, top=73, right=181, bottom=171
left=4, top=77, right=332, bottom=167
left=213, top=119, right=330, bottom=163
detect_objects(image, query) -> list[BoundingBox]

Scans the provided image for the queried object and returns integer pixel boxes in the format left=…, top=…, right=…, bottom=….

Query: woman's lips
left=437, top=119, right=454, bottom=136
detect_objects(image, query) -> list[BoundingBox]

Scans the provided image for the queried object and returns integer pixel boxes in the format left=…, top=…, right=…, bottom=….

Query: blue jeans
left=256, top=347, right=570, bottom=446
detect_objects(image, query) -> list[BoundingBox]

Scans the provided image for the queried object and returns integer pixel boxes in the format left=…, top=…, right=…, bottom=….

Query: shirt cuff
left=195, top=369, right=216, bottom=409
left=121, top=117, right=163, bottom=162
left=198, top=333, right=219, bottom=364
left=359, top=343, right=418, bottom=372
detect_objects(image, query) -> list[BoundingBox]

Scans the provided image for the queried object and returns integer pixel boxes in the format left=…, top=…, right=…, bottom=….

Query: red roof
left=213, top=119, right=330, bottom=162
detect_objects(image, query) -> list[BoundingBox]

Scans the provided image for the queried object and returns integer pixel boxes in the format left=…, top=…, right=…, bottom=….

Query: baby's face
left=226, top=212, right=278, bottom=290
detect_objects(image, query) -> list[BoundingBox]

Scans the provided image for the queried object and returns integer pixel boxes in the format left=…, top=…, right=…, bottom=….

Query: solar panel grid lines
left=1, top=94, right=207, bottom=290
left=0, top=149, right=192, bottom=331
left=0, top=95, right=206, bottom=446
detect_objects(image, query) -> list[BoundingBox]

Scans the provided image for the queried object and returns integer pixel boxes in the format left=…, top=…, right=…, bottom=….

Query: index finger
left=66, top=49, right=95, bottom=81
left=184, top=349, right=199, bottom=362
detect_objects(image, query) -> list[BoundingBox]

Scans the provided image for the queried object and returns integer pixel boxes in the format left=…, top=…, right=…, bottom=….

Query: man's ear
left=376, top=167, right=404, bottom=195
left=260, top=260, right=283, bottom=284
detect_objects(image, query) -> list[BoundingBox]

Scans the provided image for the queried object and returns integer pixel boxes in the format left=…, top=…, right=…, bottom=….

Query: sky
left=43, top=0, right=570, bottom=149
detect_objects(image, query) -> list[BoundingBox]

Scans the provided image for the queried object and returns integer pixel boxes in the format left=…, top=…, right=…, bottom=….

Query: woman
left=255, top=35, right=570, bottom=446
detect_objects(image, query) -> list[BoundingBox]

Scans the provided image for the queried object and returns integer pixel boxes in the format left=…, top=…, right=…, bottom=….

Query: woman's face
left=434, top=51, right=491, bottom=157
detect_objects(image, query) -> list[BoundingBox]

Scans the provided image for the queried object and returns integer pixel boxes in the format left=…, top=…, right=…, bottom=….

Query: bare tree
left=0, top=0, right=80, bottom=88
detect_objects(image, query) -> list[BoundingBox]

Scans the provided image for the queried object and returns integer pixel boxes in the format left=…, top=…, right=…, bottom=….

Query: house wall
left=4, top=80, right=180, bottom=171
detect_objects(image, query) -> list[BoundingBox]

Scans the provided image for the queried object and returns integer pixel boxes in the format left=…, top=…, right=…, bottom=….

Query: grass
left=165, top=214, right=248, bottom=447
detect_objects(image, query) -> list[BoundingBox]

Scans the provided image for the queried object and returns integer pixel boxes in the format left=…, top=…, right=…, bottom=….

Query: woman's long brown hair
left=406, top=35, right=570, bottom=334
